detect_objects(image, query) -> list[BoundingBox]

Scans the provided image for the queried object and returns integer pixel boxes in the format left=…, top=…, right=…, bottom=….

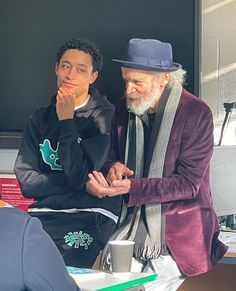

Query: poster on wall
left=0, top=174, right=34, bottom=211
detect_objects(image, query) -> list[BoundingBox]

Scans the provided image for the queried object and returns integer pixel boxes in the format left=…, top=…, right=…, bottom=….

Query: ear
left=55, top=63, right=59, bottom=75
left=160, top=73, right=170, bottom=87
left=89, top=71, right=99, bottom=84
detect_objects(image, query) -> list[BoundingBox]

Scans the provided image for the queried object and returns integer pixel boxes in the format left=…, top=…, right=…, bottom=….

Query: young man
left=86, top=38, right=228, bottom=290
left=14, top=38, right=122, bottom=268
left=0, top=200, right=80, bottom=291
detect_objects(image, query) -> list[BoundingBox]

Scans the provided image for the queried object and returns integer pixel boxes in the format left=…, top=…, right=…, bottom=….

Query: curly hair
left=56, top=38, right=103, bottom=72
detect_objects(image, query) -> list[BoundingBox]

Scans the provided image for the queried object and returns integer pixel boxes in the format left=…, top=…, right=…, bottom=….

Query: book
left=67, top=267, right=158, bottom=291
left=67, top=266, right=106, bottom=282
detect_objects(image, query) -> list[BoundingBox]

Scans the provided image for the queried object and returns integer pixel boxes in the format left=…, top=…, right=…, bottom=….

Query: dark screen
left=0, top=0, right=195, bottom=132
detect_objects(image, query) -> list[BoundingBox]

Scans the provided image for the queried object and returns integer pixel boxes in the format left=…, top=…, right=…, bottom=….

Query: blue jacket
left=0, top=203, right=80, bottom=291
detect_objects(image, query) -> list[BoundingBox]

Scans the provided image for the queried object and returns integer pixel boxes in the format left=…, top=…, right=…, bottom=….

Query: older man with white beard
left=86, top=38, right=227, bottom=291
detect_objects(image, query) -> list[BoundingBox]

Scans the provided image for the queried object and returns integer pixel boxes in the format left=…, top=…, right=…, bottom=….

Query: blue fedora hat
left=113, top=38, right=181, bottom=72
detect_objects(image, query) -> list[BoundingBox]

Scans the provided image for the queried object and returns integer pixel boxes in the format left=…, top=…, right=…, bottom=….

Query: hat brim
left=112, top=59, right=181, bottom=72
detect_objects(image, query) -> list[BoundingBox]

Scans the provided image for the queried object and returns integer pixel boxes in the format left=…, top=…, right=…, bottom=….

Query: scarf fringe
left=134, top=243, right=161, bottom=260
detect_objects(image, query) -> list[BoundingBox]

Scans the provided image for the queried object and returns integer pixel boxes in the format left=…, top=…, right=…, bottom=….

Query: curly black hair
left=56, top=38, right=103, bottom=72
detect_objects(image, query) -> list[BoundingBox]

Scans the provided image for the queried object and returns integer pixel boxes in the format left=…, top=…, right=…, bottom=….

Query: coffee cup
left=108, top=240, right=135, bottom=272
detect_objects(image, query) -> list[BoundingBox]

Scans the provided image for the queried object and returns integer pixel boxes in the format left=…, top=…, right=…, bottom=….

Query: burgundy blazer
left=105, top=89, right=227, bottom=276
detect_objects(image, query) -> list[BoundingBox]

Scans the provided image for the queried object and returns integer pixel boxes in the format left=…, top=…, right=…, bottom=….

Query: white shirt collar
left=74, top=94, right=90, bottom=111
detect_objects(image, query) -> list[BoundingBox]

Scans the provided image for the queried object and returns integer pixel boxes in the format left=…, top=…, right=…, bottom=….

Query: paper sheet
left=219, top=231, right=236, bottom=252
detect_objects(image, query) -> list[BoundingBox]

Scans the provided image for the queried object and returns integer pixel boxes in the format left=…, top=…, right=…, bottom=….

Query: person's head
left=113, top=38, right=186, bottom=115
left=55, top=38, right=103, bottom=99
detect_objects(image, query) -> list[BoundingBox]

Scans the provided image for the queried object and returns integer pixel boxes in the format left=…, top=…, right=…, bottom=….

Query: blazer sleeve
left=128, top=100, right=214, bottom=206
left=22, top=216, right=80, bottom=291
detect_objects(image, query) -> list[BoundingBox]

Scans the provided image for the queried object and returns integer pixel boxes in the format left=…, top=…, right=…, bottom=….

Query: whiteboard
left=210, top=146, right=236, bottom=216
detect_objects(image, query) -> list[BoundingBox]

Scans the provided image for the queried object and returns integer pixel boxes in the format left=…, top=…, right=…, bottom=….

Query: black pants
left=30, top=211, right=116, bottom=268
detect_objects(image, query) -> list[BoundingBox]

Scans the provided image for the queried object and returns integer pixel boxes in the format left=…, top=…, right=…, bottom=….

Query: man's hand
left=107, top=162, right=134, bottom=185
left=86, top=171, right=131, bottom=199
left=56, top=87, right=75, bottom=120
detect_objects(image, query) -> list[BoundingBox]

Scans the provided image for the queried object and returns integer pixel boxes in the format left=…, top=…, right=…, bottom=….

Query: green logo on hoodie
left=64, top=231, right=93, bottom=249
left=39, top=139, right=62, bottom=170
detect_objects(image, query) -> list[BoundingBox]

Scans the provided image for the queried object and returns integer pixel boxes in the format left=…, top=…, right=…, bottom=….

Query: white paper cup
left=108, top=240, right=135, bottom=272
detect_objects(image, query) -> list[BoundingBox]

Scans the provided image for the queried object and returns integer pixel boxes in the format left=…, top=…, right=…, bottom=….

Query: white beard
left=126, top=86, right=161, bottom=116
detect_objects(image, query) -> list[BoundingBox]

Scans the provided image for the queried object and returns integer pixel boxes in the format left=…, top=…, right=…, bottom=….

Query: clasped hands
left=86, top=162, right=134, bottom=199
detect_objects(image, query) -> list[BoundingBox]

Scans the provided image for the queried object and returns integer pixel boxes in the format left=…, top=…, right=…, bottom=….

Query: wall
left=0, top=149, right=18, bottom=173
left=201, top=0, right=236, bottom=145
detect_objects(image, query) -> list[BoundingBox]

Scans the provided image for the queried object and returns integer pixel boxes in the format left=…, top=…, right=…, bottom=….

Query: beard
left=126, top=85, right=161, bottom=116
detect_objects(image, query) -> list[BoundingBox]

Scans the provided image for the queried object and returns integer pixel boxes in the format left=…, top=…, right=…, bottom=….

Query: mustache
left=126, top=93, right=141, bottom=100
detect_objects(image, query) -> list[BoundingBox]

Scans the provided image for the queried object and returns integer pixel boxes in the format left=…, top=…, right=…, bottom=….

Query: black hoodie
left=14, top=87, right=122, bottom=216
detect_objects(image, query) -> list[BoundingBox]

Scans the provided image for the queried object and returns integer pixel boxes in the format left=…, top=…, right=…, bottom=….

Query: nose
left=66, top=67, right=77, bottom=79
left=126, top=82, right=136, bottom=95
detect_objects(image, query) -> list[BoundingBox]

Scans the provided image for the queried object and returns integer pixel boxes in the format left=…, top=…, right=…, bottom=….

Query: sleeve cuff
left=127, top=178, right=142, bottom=207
